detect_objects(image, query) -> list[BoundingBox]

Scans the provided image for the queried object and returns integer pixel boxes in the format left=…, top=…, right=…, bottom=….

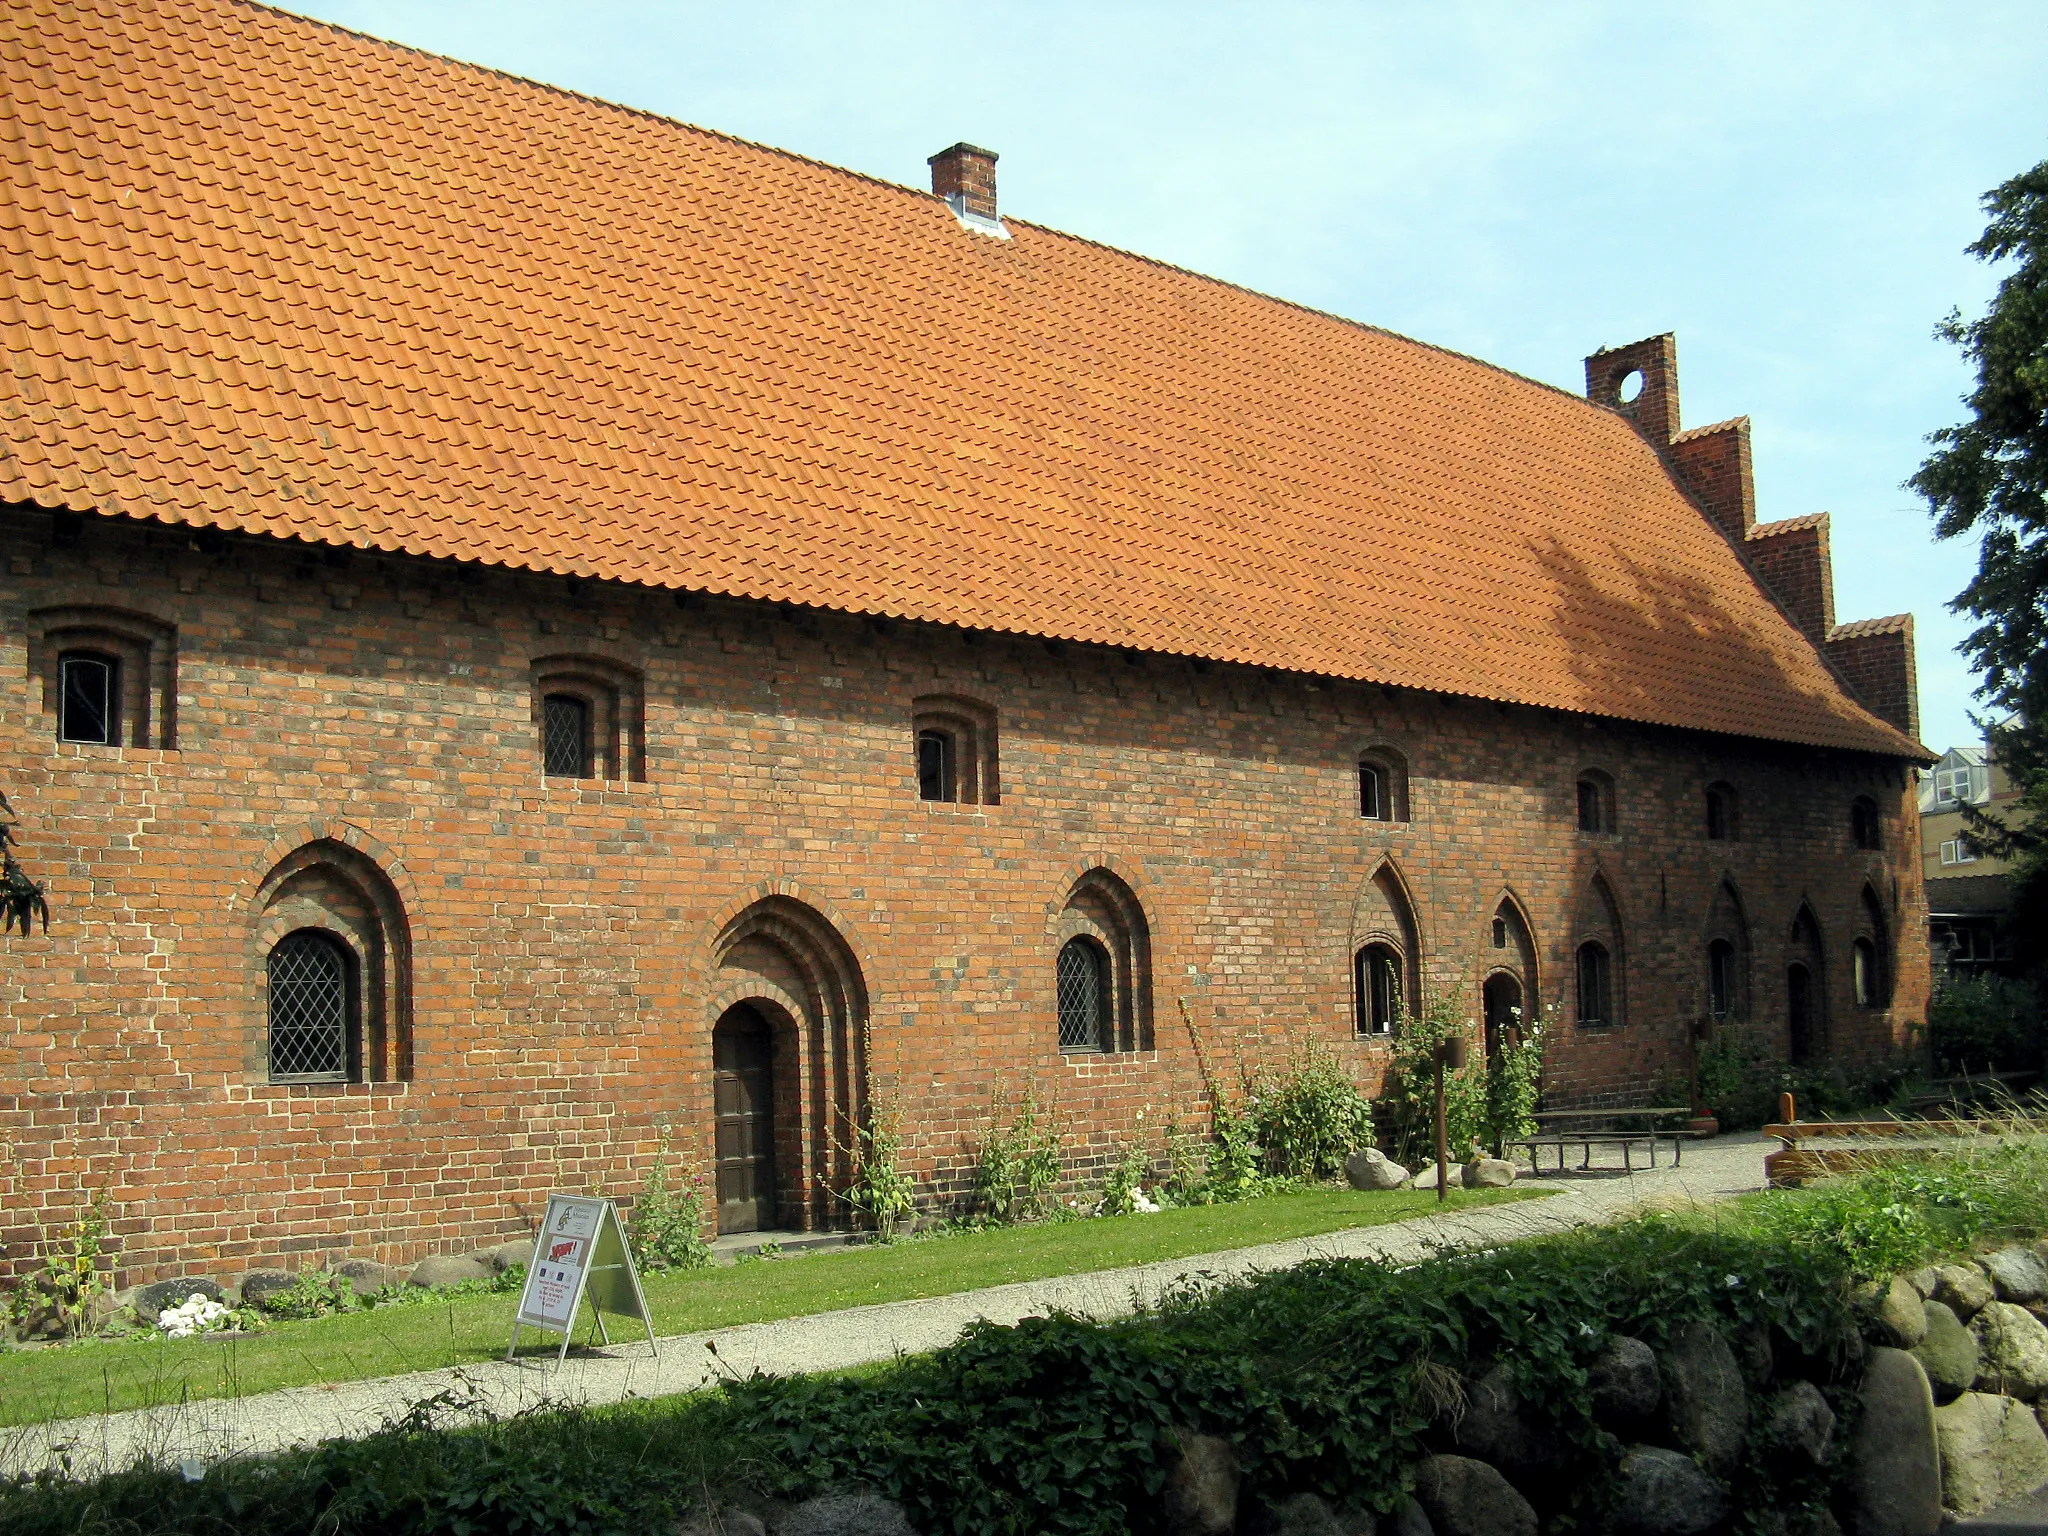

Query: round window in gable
left=1618, top=369, right=1645, bottom=404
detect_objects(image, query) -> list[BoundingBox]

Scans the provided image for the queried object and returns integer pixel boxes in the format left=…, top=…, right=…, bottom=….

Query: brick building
left=1, top=0, right=1928, bottom=1280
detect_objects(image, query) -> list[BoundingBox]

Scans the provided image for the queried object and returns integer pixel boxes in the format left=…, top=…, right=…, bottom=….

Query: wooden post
left=1777, top=1090, right=1796, bottom=1126
left=1433, top=1035, right=1467, bottom=1204
left=1434, top=1056, right=1449, bottom=1203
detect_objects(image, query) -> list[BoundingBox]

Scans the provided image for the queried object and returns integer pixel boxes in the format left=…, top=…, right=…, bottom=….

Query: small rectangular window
left=917, top=729, right=956, bottom=802
left=59, top=653, right=118, bottom=745
left=1492, top=917, right=1508, bottom=949
left=1359, top=763, right=1384, bottom=820
left=542, top=694, right=591, bottom=777
left=1577, top=779, right=1604, bottom=833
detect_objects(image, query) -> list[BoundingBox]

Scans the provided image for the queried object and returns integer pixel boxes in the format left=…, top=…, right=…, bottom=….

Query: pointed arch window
left=1054, top=868, right=1152, bottom=1053
left=1707, top=939, right=1736, bottom=1019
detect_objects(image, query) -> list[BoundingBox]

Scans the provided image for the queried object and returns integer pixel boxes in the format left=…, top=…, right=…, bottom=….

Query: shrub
left=1928, top=971, right=2045, bottom=1074
left=1696, top=1019, right=1921, bottom=1129
left=841, top=1105, right=918, bottom=1234
left=630, top=1128, right=711, bottom=1273
left=1204, top=1088, right=1266, bottom=1203
left=262, top=1268, right=360, bottom=1321
left=1480, top=1006, right=1550, bottom=1156
left=1379, top=991, right=1485, bottom=1166
left=973, top=1082, right=1064, bottom=1223
left=1096, top=1134, right=1155, bottom=1216
left=1249, top=1036, right=1374, bottom=1180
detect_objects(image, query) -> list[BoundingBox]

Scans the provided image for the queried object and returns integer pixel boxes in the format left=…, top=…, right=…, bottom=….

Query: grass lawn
left=0, top=1184, right=1538, bottom=1428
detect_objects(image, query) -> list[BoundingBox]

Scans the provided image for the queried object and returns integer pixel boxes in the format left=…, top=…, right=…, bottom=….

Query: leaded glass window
left=543, top=693, right=590, bottom=777
left=1057, top=937, right=1110, bottom=1051
left=268, top=930, right=352, bottom=1082
left=59, top=652, right=117, bottom=745
left=1708, top=939, right=1735, bottom=1018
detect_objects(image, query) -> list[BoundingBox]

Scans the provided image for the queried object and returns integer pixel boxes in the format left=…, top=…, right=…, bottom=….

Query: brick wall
left=1747, top=516, right=1837, bottom=649
left=0, top=506, right=1930, bottom=1285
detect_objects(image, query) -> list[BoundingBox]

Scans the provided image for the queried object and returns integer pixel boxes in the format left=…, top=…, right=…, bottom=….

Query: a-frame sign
left=507, top=1194, right=659, bottom=1367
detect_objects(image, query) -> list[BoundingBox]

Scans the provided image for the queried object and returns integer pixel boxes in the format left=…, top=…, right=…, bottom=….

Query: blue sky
left=288, top=1, right=2048, bottom=751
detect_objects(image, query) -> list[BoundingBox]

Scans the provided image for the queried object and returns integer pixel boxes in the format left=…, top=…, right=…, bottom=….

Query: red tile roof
left=0, top=0, right=1920, bottom=757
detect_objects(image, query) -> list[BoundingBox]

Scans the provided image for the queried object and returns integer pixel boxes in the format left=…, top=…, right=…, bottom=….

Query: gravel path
left=1, top=1134, right=1770, bottom=1478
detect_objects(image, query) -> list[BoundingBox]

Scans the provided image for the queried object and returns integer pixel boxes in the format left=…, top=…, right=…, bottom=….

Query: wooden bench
left=1763, top=1091, right=2048, bottom=1187
left=1516, top=1107, right=1690, bottom=1174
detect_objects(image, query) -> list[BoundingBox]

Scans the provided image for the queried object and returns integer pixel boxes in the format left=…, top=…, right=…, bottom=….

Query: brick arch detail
left=1039, top=852, right=1157, bottom=936
left=698, top=879, right=877, bottom=994
left=236, top=819, right=427, bottom=935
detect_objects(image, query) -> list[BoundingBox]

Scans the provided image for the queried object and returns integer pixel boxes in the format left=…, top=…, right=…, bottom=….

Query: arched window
left=1355, top=747, right=1409, bottom=823
left=1576, top=770, right=1615, bottom=834
left=1705, top=782, right=1738, bottom=841
left=1707, top=939, right=1736, bottom=1019
left=267, top=929, right=357, bottom=1082
left=1850, top=797, right=1882, bottom=851
left=912, top=695, right=999, bottom=805
left=1054, top=867, right=1151, bottom=1052
left=542, top=693, right=591, bottom=778
left=1573, top=874, right=1626, bottom=1027
left=1854, top=886, right=1891, bottom=1008
left=58, top=651, right=119, bottom=745
left=1056, top=937, right=1111, bottom=1052
left=1853, top=939, right=1880, bottom=1008
left=1787, top=903, right=1826, bottom=1064
left=532, top=655, right=643, bottom=782
left=1354, top=943, right=1403, bottom=1035
left=1576, top=942, right=1612, bottom=1026
left=254, top=839, right=413, bottom=1084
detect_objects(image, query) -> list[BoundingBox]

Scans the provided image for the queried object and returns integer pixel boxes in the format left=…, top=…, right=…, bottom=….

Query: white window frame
left=1940, top=839, right=1980, bottom=866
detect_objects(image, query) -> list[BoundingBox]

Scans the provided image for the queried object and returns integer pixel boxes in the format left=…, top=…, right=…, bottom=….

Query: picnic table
left=1515, top=1107, right=1691, bottom=1174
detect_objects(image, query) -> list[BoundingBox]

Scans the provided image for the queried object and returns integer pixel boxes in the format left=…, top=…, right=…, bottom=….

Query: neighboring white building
left=1920, top=745, right=2021, bottom=974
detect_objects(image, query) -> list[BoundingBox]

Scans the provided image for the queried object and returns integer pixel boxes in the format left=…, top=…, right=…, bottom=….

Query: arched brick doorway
left=708, top=896, right=869, bottom=1232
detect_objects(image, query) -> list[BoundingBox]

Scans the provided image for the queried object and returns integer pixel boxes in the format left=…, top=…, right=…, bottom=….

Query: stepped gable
left=0, top=0, right=1919, bottom=757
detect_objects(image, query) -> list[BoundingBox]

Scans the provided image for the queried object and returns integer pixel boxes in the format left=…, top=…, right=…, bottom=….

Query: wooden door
left=713, top=1009, right=777, bottom=1233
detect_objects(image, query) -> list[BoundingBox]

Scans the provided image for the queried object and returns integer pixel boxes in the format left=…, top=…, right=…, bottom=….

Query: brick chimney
left=928, top=143, right=998, bottom=221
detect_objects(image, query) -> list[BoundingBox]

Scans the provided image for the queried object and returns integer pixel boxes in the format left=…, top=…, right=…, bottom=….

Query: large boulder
left=1346, top=1148, right=1411, bottom=1192
left=1410, top=1163, right=1464, bottom=1191
left=1163, top=1432, right=1240, bottom=1536
left=133, top=1277, right=226, bottom=1319
left=1660, top=1322, right=1749, bottom=1475
left=1253, top=1491, right=1377, bottom=1535
left=1590, top=1336, right=1664, bottom=1428
left=473, top=1238, right=535, bottom=1274
left=1461, top=1159, right=1517, bottom=1190
left=1982, top=1246, right=2048, bottom=1307
left=1844, top=1347, right=1942, bottom=1536
left=1905, top=1268, right=1941, bottom=1300
left=329, top=1258, right=400, bottom=1297
left=777, top=1495, right=918, bottom=1536
left=1972, top=1301, right=2048, bottom=1400
left=1936, top=1265, right=1996, bottom=1320
left=1449, top=1363, right=1559, bottom=1472
left=1392, top=1498, right=1434, bottom=1536
left=238, top=1269, right=297, bottom=1310
left=1763, top=1380, right=1836, bottom=1469
left=1733, top=1323, right=1775, bottom=1391
left=1933, top=1391, right=2048, bottom=1517
left=1412, top=1455, right=1536, bottom=1536
left=409, top=1254, right=493, bottom=1289
left=1910, top=1301, right=1979, bottom=1404
left=1607, top=1445, right=1730, bottom=1536
left=1861, top=1278, right=1929, bottom=1349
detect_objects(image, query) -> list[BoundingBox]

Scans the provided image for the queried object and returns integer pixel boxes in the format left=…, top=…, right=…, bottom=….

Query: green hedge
left=13, top=1138, right=2047, bottom=1536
